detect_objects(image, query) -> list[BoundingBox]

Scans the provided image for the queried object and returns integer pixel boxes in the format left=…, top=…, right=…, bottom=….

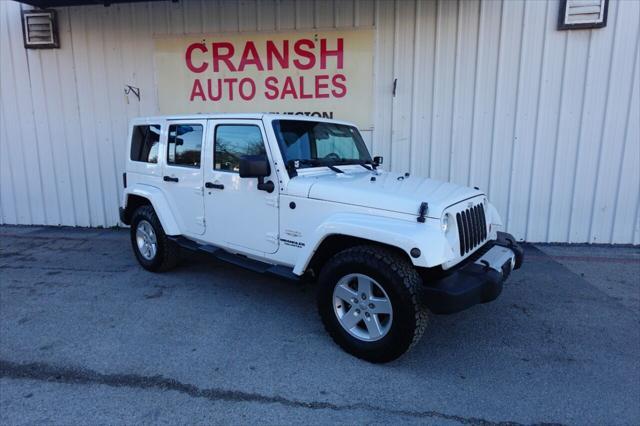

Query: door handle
left=163, top=176, right=179, bottom=182
left=205, top=182, right=224, bottom=190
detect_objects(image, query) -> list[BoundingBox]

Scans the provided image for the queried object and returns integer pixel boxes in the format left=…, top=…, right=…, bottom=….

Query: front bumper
left=422, top=232, right=524, bottom=314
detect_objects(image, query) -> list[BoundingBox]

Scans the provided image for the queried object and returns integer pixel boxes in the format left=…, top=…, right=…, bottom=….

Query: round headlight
left=441, top=213, right=450, bottom=232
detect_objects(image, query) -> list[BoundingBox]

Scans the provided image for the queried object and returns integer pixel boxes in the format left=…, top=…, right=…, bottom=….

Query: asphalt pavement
left=0, top=225, right=638, bottom=425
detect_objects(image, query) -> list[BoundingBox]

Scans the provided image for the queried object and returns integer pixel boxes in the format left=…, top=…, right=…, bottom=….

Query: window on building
left=130, top=125, right=161, bottom=163
left=21, top=9, right=59, bottom=49
left=214, top=125, right=266, bottom=172
left=558, top=0, right=608, bottom=30
left=167, top=124, right=203, bottom=167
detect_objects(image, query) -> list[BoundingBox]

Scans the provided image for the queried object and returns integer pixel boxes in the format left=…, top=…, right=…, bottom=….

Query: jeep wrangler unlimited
left=120, top=114, right=523, bottom=363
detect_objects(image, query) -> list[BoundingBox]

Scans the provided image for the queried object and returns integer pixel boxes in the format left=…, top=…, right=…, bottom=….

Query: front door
left=203, top=120, right=279, bottom=254
left=162, top=120, right=206, bottom=236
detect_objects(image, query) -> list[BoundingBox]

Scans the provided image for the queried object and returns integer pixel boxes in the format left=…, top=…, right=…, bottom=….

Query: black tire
left=130, top=205, right=181, bottom=272
left=317, top=245, right=428, bottom=363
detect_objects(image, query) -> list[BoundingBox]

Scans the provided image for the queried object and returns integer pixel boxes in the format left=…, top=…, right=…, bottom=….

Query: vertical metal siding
left=0, top=0, right=638, bottom=243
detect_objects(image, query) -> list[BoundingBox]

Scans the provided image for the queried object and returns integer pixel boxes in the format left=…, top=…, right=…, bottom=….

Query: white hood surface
left=287, top=169, right=483, bottom=218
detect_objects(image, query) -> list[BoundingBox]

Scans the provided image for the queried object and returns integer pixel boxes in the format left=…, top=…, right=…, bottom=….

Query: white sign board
left=154, top=29, right=375, bottom=129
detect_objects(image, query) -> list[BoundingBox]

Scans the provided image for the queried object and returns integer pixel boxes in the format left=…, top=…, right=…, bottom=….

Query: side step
left=168, top=236, right=300, bottom=282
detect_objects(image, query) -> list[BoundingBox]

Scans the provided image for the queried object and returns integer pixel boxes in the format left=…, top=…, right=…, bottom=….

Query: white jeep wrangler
left=120, top=114, right=523, bottom=363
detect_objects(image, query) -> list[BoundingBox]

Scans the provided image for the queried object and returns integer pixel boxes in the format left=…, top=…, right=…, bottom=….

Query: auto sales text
left=185, top=37, right=347, bottom=102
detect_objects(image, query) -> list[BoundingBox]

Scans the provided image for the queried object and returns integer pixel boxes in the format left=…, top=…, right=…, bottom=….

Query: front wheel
left=317, top=245, right=428, bottom=363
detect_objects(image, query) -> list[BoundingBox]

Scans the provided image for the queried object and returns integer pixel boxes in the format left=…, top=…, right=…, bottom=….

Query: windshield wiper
left=326, top=164, right=344, bottom=173
left=287, top=159, right=344, bottom=174
left=332, top=159, right=375, bottom=171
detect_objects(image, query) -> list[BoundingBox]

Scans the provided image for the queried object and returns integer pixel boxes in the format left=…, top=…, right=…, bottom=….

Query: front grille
left=456, top=204, right=487, bottom=256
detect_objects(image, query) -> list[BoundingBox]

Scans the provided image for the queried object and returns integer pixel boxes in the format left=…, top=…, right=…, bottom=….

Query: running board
left=167, top=236, right=300, bottom=282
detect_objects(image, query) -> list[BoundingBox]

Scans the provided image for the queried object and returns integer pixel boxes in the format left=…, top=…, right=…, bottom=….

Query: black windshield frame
left=271, top=120, right=372, bottom=173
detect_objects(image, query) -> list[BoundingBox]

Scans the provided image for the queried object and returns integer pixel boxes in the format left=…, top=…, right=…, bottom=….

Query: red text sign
left=155, top=30, right=374, bottom=128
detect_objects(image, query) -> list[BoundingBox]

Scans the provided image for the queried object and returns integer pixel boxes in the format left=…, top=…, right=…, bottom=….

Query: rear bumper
left=422, top=232, right=524, bottom=314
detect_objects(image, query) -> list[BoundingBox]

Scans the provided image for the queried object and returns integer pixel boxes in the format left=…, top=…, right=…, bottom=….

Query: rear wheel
left=130, top=205, right=180, bottom=272
left=317, top=245, right=428, bottom=363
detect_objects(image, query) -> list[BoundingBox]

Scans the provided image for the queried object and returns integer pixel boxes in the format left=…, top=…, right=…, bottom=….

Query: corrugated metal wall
left=0, top=0, right=638, bottom=243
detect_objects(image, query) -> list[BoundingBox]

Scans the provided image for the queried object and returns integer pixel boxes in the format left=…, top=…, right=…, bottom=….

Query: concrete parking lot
left=1, top=225, right=638, bottom=425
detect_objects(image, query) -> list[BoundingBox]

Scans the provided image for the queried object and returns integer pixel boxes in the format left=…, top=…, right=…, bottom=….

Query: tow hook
left=479, top=259, right=491, bottom=272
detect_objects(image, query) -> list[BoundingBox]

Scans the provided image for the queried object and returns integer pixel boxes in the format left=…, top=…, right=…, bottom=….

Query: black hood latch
left=417, top=202, right=428, bottom=223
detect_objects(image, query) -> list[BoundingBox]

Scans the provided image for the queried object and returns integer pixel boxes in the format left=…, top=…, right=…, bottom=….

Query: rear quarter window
left=130, top=125, right=161, bottom=163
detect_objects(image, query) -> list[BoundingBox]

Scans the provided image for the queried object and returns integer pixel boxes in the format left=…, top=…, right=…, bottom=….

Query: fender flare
left=125, top=185, right=180, bottom=235
left=292, top=212, right=451, bottom=275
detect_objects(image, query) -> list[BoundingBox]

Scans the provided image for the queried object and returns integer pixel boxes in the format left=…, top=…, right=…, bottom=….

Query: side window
left=167, top=124, right=203, bottom=168
left=130, top=125, right=160, bottom=163
left=214, top=125, right=266, bottom=172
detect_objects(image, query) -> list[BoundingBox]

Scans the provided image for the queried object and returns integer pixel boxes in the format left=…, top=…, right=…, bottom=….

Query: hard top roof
left=131, top=113, right=354, bottom=126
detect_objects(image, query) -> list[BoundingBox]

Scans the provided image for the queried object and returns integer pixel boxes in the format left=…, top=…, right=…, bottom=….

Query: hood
left=287, top=169, right=484, bottom=218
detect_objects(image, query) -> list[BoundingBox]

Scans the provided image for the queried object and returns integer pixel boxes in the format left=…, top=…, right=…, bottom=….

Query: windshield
left=271, top=120, right=372, bottom=169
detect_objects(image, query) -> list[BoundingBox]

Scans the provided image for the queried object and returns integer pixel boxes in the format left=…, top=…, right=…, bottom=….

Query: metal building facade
left=0, top=0, right=638, bottom=243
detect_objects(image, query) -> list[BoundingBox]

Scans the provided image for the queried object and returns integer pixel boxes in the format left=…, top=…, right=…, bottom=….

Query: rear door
left=162, top=120, right=206, bottom=236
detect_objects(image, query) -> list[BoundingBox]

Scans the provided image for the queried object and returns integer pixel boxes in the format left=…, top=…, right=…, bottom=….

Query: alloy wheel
left=135, top=220, right=158, bottom=260
left=332, top=273, right=393, bottom=342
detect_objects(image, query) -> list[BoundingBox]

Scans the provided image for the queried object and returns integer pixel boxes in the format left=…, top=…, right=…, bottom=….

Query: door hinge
left=196, top=216, right=205, bottom=226
left=265, top=195, right=278, bottom=207
left=266, top=232, right=278, bottom=245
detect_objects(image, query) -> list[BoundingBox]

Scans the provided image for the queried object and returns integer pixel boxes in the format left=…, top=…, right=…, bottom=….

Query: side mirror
left=373, top=156, right=383, bottom=166
left=239, top=155, right=270, bottom=178
left=239, top=155, right=275, bottom=193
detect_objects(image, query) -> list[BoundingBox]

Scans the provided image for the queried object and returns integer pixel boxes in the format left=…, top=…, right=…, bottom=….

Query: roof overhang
left=17, top=0, right=173, bottom=8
